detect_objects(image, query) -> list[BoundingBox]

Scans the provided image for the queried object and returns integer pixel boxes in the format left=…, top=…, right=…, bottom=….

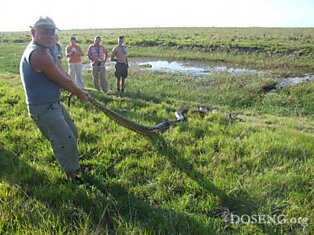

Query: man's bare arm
left=30, top=48, right=89, bottom=101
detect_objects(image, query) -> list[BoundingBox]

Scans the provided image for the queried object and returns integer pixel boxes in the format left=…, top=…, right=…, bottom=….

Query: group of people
left=54, top=34, right=128, bottom=93
left=19, top=16, right=129, bottom=184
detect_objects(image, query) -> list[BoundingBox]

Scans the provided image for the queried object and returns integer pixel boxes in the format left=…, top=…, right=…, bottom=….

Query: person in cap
left=66, top=36, right=84, bottom=89
left=87, top=36, right=109, bottom=93
left=111, top=36, right=128, bottom=92
left=19, top=16, right=89, bottom=184
left=52, top=34, right=62, bottom=62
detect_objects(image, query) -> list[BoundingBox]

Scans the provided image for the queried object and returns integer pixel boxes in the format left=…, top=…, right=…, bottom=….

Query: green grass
left=0, top=28, right=313, bottom=234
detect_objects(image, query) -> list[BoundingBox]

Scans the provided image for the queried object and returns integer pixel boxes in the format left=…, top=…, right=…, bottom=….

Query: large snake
left=67, top=94, right=242, bottom=136
left=68, top=93, right=188, bottom=135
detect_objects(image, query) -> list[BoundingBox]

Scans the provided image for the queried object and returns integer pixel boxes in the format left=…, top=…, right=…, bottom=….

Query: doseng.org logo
left=225, top=213, right=308, bottom=227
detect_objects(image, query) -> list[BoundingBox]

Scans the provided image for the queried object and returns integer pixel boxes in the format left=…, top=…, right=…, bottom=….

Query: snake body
left=68, top=94, right=185, bottom=135
left=89, top=96, right=182, bottom=135
left=68, top=94, right=240, bottom=136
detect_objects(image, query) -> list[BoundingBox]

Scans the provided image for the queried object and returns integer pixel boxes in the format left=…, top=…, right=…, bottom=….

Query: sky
left=0, top=0, right=313, bottom=31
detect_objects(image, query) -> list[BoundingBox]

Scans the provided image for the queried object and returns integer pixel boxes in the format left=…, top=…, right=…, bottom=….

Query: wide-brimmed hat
left=31, top=16, right=60, bottom=30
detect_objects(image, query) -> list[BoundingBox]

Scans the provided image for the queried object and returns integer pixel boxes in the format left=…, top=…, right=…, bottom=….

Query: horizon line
left=1, top=25, right=314, bottom=33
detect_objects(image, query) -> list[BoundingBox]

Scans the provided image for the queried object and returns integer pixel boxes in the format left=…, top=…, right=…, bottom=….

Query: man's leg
left=121, top=77, right=125, bottom=91
left=28, top=103, right=80, bottom=176
left=99, top=66, right=108, bottom=93
left=121, top=63, right=128, bottom=92
left=75, top=62, right=84, bottom=89
left=116, top=78, right=120, bottom=91
left=61, top=103, right=78, bottom=139
left=115, top=63, right=121, bottom=91
left=92, top=66, right=101, bottom=91
left=68, top=63, right=76, bottom=83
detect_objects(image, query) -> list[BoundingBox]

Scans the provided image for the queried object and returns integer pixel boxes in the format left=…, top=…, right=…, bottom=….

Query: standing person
left=19, top=16, right=89, bottom=183
left=111, top=36, right=128, bottom=92
left=66, top=36, right=84, bottom=89
left=87, top=36, right=108, bottom=93
left=52, top=34, right=62, bottom=62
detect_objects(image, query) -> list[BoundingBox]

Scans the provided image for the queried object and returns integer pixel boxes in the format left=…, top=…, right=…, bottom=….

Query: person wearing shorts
left=111, top=36, right=128, bottom=92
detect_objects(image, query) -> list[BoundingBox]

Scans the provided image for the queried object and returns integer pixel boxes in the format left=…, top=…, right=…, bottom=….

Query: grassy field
left=0, top=28, right=313, bottom=234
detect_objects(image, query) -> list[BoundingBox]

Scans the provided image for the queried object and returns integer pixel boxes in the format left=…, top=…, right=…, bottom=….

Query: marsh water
left=82, top=58, right=259, bottom=75
left=82, top=58, right=314, bottom=89
left=136, top=59, right=259, bottom=76
left=276, top=74, right=314, bottom=89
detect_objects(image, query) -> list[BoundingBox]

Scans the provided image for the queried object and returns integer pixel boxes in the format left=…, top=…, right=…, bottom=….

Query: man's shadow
left=0, top=147, right=213, bottom=234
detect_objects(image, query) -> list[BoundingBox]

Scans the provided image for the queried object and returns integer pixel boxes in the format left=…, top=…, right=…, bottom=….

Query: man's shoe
left=74, top=176, right=85, bottom=185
